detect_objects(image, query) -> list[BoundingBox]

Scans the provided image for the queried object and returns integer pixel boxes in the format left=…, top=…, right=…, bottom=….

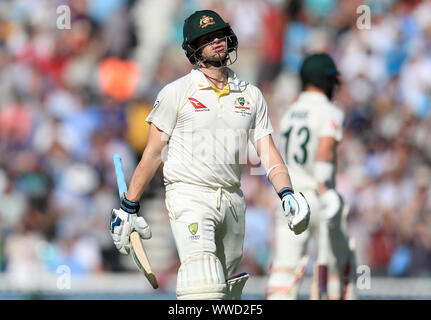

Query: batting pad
left=266, top=256, right=309, bottom=300
left=176, top=252, right=227, bottom=300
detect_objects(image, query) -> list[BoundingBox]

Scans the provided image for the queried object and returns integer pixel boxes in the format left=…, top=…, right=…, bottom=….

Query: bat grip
left=113, top=153, right=128, bottom=199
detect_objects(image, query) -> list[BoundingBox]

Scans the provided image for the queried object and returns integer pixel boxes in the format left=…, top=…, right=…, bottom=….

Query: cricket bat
left=113, top=153, right=159, bottom=289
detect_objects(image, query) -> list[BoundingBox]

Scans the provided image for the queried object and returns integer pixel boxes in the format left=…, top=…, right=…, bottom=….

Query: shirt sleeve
left=249, top=87, right=274, bottom=143
left=319, top=106, right=344, bottom=142
left=145, top=84, right=177, bottom=136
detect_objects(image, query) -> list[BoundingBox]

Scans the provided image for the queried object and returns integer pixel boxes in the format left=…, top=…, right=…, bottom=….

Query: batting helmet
left=182, top=10, right=238, bottom=67
left=300, top=53, right=340, bottom=99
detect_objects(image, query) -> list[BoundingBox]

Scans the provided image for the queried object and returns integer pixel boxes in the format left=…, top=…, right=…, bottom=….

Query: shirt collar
left=191, top=68, right=212, bottom=89
left=190, top=68, right=242, bottom=91
left=226, top=68, right=241, bottom=91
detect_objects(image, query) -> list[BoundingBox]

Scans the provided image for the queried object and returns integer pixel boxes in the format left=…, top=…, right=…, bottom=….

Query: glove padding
left=320, top=189, right=343, bottom=220
left=282, top=192, right=311, bottom=235
left=109, top=208, right=151, bottom=255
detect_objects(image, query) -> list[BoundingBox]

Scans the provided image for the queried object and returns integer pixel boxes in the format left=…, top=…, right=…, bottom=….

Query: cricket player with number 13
left=109, top=9, right=310, bottom=300
left=266, top=53, right=357, bottom=300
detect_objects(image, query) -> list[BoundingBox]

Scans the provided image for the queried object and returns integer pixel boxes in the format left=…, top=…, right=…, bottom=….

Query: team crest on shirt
left=188, top=223, right=200, bottom=240
left=234, top=97, right=251, bottom=116
left=200, top=16, right=215, bottom=28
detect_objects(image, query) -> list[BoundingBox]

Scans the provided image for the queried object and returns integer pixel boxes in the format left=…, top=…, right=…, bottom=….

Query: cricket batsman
left=266, top=53, right=357, bottom=300
left=108, top=10, right=310, bottom=300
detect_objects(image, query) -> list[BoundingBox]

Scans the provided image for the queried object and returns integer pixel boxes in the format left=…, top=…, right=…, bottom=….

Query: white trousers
left=165, top=182, right=246, bottom=278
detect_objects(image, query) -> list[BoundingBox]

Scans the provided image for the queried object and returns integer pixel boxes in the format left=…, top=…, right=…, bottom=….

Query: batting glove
left=279, top=187, right=311, bottom=235
left=109, top=197, right=152, bottom=255
left=320, top=189, right=343, bottom=221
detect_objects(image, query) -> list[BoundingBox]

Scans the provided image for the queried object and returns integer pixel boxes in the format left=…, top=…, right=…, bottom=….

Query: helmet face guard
left=183, top=28, right=238, bottom=68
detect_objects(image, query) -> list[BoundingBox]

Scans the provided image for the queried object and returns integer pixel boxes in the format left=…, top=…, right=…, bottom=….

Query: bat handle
left=113, top=153, right=128, bottom=199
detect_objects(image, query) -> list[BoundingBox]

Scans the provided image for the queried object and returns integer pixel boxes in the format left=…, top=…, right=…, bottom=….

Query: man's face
left=194, top=29, right=228, bottom=62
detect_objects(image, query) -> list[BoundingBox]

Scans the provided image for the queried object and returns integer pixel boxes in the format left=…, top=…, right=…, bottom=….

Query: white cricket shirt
left=278, top=91, right=344, bottom=191
left=146, top=68, right=273, bottom=188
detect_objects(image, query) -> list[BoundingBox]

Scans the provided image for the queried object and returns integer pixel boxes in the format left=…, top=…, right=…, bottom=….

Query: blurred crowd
left=0, top=0, right=430, bottom=291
